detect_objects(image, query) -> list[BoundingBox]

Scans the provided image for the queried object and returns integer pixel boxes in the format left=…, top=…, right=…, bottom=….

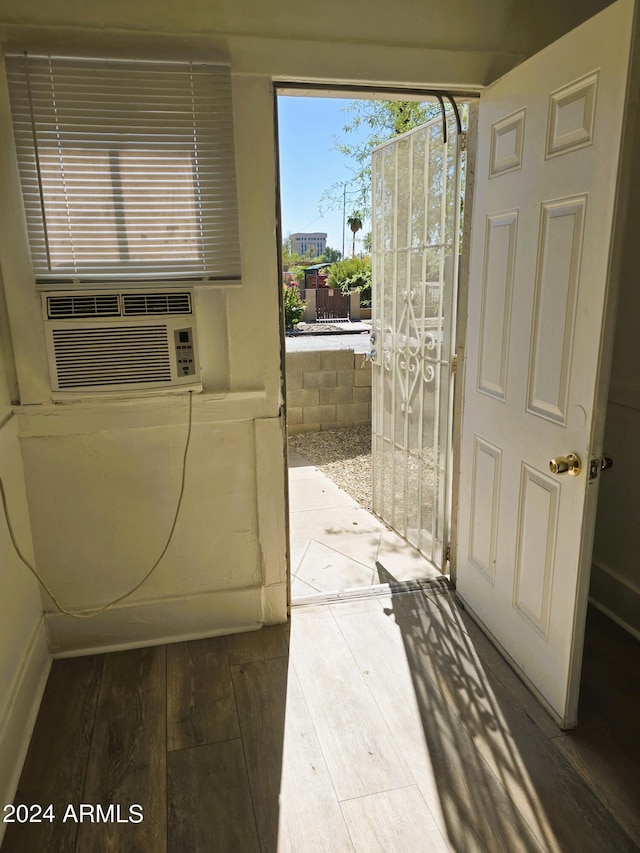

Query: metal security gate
left=371, top=112, right=462, bottom=570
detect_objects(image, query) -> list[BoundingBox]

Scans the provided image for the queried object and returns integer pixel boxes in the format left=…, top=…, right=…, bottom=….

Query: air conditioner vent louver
left=47, top=293, right=121, bottom=319
left=52, top=326, right=172, bottom=389
left=122, top=292, right=192, bottom=316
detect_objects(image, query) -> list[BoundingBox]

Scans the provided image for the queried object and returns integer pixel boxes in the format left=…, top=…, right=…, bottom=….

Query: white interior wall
left=0, top=65, right=288, bottom=655
left=0, top=0, right=612, bottom=71
left=591, top=106, right=640, bottom=637
left=0, top=271, right=49, bottom=830
left=0, top=0, right=617, bottom=658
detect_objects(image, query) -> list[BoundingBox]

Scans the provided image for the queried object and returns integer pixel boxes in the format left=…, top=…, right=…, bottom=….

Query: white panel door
left=371, top=114, right=461, bottom=570
left=457, top=0, right=635, bottom=728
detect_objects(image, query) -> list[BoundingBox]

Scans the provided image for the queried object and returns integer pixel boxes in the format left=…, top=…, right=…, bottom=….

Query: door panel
left=457, top=0, right=635, bottom=727
left=371, top=114, right=461, bottom=569
left=477, top=210, right=517, bottom=400
left=527, top=196, right=586, bottom=424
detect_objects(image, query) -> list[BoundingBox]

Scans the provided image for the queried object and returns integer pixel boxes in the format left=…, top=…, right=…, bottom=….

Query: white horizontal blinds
left=5, top=55, right=241, bottom=283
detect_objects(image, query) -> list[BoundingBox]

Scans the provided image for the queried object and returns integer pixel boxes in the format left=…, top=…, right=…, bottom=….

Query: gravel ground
left=288, top=425, right=373, bottom=510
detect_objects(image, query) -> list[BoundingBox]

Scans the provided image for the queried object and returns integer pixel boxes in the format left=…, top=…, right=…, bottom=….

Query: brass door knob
left=549, top=452, right=582, bottom=476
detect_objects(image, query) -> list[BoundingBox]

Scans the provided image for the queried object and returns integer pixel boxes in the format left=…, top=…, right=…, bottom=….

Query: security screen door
left=456, top=0, right=635, bottom=728
left=371, top=113, right=461, bottom=570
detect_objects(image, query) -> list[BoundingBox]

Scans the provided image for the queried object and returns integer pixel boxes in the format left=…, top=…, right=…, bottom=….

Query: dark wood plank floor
left=2, top=597, right=638, bottom=852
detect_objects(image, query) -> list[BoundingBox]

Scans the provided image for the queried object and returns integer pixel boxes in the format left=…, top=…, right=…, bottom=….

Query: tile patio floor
left=288, top=448, right=443, bottom=599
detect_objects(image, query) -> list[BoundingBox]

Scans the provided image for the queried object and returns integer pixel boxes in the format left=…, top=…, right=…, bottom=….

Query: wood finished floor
left=2, top=595, right=639, bottom=853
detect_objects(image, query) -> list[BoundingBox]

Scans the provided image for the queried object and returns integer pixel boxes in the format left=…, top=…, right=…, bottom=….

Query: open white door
left=457, top=0, right=636, bottom=728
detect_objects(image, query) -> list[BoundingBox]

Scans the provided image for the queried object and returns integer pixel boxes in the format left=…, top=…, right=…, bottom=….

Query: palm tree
left=347, top=212, right=363, bottom=257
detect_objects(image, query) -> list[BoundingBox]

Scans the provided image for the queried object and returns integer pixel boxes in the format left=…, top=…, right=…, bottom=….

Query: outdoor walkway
left=285, top=322, right=371, bottom=353
left=288, top=448, right=442, bottom=599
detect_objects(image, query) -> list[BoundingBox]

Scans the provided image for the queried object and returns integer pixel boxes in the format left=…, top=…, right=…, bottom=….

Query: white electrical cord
left=0, top=390, right=194, bottom=619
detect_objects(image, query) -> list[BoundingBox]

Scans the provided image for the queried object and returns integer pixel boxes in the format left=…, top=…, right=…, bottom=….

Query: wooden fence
left=315, top=288, right=350, bottom=321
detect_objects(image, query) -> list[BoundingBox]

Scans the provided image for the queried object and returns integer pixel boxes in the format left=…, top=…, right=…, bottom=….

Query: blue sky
left=277, top=96, right=371, bottom=257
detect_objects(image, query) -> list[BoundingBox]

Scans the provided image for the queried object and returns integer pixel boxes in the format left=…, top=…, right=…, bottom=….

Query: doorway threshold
left=292, top=574, right=452, bottom=607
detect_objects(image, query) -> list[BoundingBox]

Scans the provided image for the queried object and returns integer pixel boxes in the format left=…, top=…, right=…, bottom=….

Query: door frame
left=449, top=101, right=479, bottom=585
left=274, top=83, right=479, bottom=607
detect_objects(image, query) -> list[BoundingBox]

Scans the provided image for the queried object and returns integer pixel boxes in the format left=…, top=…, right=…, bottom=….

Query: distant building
left=290, top=232, right=327, bottom=256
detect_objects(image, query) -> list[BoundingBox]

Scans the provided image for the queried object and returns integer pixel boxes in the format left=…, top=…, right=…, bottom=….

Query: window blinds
left=5, top=55, right=241, bottom=284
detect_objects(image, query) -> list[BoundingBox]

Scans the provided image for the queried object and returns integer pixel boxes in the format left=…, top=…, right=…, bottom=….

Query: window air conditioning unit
left=42, top=290, right=202, bottom=399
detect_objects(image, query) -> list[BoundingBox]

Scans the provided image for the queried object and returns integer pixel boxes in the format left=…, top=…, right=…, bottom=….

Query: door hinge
left=451, top=354, right=458, bottom=375
left=445, top=544, right=451, bottom=562
left=460, top=131, right=467, bottom=152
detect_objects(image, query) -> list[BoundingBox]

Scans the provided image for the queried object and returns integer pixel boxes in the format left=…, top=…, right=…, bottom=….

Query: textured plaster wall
left=0, top=62, right=288, bottom=653
left=0, top=274, right=49, bottom=830
left=591, top=105, right=640, bottom=636
left=0, top=0, right=612, bottom=78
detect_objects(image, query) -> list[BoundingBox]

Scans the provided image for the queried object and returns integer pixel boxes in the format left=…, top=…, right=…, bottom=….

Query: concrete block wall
left=286, top=349, right=372, bottom=433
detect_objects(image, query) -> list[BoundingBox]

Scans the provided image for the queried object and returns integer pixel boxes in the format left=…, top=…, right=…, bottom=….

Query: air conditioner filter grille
left=52, top=326, right=172, bottom=388
left=46, top=291, right=193, bottom=320
left=122, top=292, right=192, bottom=316
left=47, top=293, right=121, bottom=319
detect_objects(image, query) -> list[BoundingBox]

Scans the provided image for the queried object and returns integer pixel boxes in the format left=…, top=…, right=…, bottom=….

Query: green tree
left=281, top=235, right=302, bottom=270
left=320, top=245, right=342, bottom=263
left=283, top=283, right=306, bottom=328
left=289, top=265, right=307, bottom=287
left=347, top=212, right=363, bottom=257
left=326, top=257, right=372, bottom=306
left=320, top=100, right=442, bottom=221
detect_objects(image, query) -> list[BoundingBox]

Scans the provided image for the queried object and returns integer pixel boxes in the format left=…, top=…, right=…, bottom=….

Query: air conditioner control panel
left=174, top=328, right=196, bottom=377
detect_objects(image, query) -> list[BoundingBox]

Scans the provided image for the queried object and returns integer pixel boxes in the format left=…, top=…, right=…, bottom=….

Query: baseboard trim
left=589, top=599, right=640, bottom=642
left=46, top=586, right=272, bottom=657
left=261, top=582, right=288, bottom=623
left=589, top=561, right=640, bottom=638
left=0, top=617, right=50, bottom=843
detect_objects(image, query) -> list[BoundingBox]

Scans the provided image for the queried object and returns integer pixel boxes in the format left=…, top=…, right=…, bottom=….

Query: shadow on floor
left=3, top=597, right=638, bottom=851
left=386, top=591, right=639, bottom=852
